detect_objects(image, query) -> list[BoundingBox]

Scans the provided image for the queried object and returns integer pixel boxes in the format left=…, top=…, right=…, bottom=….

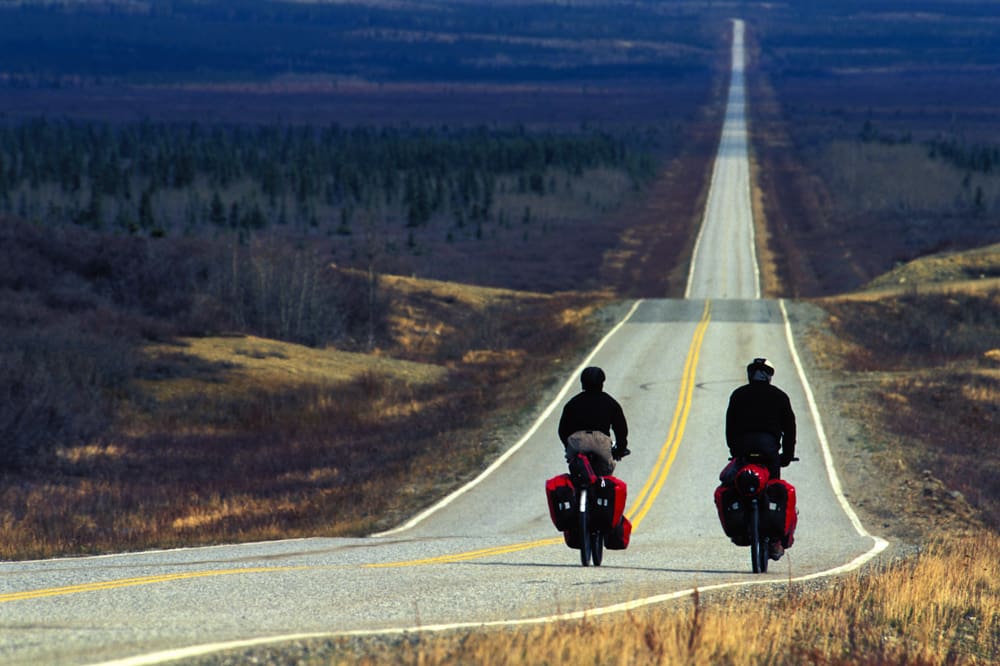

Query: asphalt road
left=0, top=19, right=886, bottom=666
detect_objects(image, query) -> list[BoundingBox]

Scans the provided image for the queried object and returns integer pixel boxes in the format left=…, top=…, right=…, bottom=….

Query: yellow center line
left=371, top=300, right=713, bottom=568
left=0, top=566, right=310, bottom=604
left=627, top=300, right=711, bottom=529
left=364, top=537, right=565, bottom=568
left=4, top=301, right=713, bottom=594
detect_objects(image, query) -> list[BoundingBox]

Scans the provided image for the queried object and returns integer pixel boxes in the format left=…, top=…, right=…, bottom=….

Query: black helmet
left=747, top=357, right=775, bottom=383
left=580, top=366, right=606, bottom=391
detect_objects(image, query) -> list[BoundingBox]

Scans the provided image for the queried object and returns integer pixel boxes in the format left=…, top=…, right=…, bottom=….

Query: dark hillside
left=0, top=210, right=608, bottom=557
left=0, top=216, right=379, bottom=467
left=747, top=1, right=1000, bottom=296
left=0, top=1, right=715, bottom=85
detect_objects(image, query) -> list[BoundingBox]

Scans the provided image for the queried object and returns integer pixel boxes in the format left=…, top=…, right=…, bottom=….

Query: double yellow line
left=627, top=300, right=712, bottom=529
left=0, top=566, right=308, bottom=604
left=2, top=300, right=713, bottom=596
left=364, top=537, right=564, bottom=568
left=373, top=300, right=713, bottom=568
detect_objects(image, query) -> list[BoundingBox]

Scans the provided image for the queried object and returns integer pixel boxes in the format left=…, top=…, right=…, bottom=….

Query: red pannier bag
left=714, top=484, right=751, bottom=546
left=762, top=479, right=798, bottom=548
left=591, top=475, right=627, bottom=532
left=545, top=473, right=576, bottom=532
left=604, top=516, right=632, bottom=550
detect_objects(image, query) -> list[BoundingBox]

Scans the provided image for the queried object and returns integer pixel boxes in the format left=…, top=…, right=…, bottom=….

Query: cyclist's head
left=580, top=366, right=606, bottom=392
left=747, top=357, right=775, bottom=383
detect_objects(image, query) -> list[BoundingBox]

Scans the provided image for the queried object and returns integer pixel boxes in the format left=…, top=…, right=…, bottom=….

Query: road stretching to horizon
left=0, top=19, right=887, bottom=666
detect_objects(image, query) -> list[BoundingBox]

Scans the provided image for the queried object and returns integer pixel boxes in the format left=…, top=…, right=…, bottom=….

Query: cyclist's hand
left=780, top=452, right=795, bottom=467
left=612, top=446, right=631, bottom=461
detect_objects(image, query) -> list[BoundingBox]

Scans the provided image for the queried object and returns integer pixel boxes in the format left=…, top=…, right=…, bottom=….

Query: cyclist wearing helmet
left=725, top=357, right=796, bottom=479
left=558, top=366, right=630, bottom=476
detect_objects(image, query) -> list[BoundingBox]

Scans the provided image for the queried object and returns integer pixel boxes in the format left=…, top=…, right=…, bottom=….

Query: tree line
left=0, top=119, right=656, bottom=237
left=860, top=120, right=999, bottom=175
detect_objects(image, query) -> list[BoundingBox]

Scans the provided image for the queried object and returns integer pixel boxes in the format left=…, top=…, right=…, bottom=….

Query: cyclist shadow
left=463, top=560, right=749, bottom=575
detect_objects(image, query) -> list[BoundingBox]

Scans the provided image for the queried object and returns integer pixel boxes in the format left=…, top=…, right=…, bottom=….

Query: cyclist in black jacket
left=725, top=357, right=796, bottom=479
left=558, top=366, right=630, bottom=476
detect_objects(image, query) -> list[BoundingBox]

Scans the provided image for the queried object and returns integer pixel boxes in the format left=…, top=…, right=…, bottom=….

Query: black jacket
left=558, top=390, right=628, bottom=448
left=725, top=381, right=796, bottom=456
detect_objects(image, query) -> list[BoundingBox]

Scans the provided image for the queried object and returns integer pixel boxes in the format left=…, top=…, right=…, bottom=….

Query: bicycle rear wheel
left=591, top=531, right=603, bottom=567
left=579, top=488, right=591, bottom=567
left=750, top=500, right=768, bottom=573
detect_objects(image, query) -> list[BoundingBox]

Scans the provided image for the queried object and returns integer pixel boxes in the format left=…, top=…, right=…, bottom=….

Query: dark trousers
left=730, top=432, right=781, bottom=479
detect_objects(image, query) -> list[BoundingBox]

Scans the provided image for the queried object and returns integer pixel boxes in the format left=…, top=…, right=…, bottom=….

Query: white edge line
left=685, top=19, right=761, bottom=300
left=90, top=300, right=894, bottom=666
left=733, top=18, right=761, bottom=300
left=369, top=299, right=644, bottom=538
left=80, top=22, right=892, bottom=666
left=778, top=299, right=888, bottom=550
left=90, top=548, right=889, bottom=666
left=6, top=536, right=321, bottom=566
left=4, top=303, right=645, bottom=563
left=683, top=21, right=731, bottom=300
left=683, top=164, right=715, bottom=299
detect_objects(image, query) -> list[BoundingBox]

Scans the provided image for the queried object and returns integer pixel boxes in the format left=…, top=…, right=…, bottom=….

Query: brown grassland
left=0, top=270, right=610, bottom=557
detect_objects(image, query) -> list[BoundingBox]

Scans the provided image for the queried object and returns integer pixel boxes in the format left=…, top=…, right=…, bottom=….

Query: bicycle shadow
left=460, top=560, right=750, bottom=575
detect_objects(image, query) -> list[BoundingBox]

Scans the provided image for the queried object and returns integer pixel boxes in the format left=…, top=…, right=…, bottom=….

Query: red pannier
left=545, top=473, right=576, bottom=532
left=714, top=484, right=751, bottom=546
left=714, top=477, right=798, bottom=549
left=591, top=475, right=627, bottom=532
left=762, top=479, right=798, bottom=547
left=604, top=516, right=632, bottom=550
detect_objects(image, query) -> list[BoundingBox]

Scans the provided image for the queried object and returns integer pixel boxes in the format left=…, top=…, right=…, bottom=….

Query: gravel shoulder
left=783, top=299, right=985, bottom=548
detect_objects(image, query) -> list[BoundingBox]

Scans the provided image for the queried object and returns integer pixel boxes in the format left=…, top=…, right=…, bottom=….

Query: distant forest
left=0, top=0, right=715, bottom=85
left=0, top=119, right=658, bottom=240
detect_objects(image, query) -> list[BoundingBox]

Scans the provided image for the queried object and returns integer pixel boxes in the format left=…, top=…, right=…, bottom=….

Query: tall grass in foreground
left=326, top=534, right=998, bottom=666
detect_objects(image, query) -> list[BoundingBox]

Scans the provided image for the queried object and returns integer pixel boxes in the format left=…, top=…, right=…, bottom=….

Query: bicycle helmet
left=747, top=357, right=775, bottom=383
left=580, top=366, right=605, bottom=391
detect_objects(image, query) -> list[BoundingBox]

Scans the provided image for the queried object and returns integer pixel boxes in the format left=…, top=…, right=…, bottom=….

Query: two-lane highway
left=0, top=19, right=886, bottom=666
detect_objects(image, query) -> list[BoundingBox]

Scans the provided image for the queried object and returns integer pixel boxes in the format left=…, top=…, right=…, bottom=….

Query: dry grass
left=135, top=334, right=447, bottom=414
left=811, top=247, right=1000, bottom=535
left=862, top=242, right=1000, bottom=292
left=0, top=267, right=605, bottom=560
left=286, top=534, right=997, bottom=666
left=278, top=246, right=999, bottom=666
left=183, top=245, right=1000, bottom=666
left=818, top=141, right=999, bottom=219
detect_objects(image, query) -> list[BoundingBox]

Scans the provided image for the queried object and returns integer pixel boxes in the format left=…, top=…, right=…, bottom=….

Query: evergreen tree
left=209, top=192, right=226, bottom=227
left=138, top=189, right=155, bottom=230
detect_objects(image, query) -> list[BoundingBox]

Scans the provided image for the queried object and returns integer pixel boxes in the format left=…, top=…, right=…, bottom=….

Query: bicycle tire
left=591, top=531, right=603, bottom=567
left=750, top=499, right=768, bottom=573
left=579, top=488, right=591, bottom=567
